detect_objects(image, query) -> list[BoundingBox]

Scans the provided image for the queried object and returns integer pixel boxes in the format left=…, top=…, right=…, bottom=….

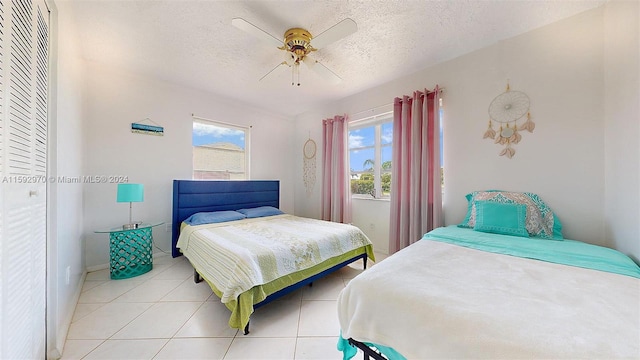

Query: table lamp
left=117, top=183, right=144, bottom=229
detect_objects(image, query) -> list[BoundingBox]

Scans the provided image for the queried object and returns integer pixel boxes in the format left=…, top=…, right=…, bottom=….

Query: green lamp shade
left=117, top=183, right=144, bottom=203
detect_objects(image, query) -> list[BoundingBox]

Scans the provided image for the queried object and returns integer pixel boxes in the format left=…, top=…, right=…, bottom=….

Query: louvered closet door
left=0, top=0, right=49, bottom=358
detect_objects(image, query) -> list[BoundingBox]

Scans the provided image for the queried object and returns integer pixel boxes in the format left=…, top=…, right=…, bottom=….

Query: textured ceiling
left=63, top=0, right=605, bottom=117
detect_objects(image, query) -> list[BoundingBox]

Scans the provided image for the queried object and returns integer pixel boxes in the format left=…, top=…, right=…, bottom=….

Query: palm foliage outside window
left=348, top=113, right=393, bottom=198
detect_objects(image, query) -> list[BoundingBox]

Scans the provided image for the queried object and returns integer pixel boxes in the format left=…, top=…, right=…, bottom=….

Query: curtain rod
left=351, top=103, right=393, bottom=118
left=418, top=87, right=445, bottom=97
left=398, top=87, right=445, bottom=102
left=351, top=87, right=445, bottom=118
left=192, top=114, right=252, bottom=129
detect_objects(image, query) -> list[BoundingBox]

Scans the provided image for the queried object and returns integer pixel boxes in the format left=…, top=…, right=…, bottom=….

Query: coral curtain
left=389, top=86, right=443, bottom=253
left=321, top=114, right=352, bottom=223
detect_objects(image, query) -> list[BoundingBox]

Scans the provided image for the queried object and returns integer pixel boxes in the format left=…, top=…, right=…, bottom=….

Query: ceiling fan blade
left=304, top=57, right=342, bottom=84
left=232, top=18, right=283, bottom=48
left=311, top=18, right=357, bottom=50
left=259, top=61, right=290, bottom=82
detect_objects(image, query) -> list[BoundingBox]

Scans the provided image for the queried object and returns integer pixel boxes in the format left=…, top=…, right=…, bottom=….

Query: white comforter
left=177, top=214, right=372, bottom=303
left=337, top=240, right=640, bottom=359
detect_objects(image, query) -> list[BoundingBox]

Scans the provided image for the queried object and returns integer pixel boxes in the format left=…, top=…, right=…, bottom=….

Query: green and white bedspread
left=177, top=214, right=374, bottom=304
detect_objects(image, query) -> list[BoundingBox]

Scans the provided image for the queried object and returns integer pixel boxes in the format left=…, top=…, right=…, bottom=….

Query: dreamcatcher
left=483, top=82, right=535, bottom=158
left=303, top=137, right=317, bottom=195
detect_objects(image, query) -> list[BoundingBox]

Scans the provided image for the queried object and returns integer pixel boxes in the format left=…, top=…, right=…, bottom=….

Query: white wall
left=293, top=111, right=324, bottom=220
left=48, top=0, right=86, bottom=356
left=82, top=63, right=295, bottom=268
left=603, top=0, right=640, bottom=261
left=296, top=7, right=613, bottom=251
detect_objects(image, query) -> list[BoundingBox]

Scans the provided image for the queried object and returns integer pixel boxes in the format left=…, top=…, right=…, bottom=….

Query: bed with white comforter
left=337, top=226, right=640, bottom=359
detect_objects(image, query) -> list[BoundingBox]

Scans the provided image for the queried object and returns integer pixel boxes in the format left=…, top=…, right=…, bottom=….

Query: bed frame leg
left=349, top=338, right=385, bottom=360
left=243, top=322, right=250, bottom=335
left=363, top=256, right=368, bottom=270
left=194, top=269, right=202, bottom=283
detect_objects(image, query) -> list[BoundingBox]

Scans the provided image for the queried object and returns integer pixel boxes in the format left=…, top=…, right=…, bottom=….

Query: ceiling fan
left=231, top=17, right=357, bottom=86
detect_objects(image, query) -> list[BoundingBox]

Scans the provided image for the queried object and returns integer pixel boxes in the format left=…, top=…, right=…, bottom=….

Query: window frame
left=348, top=111, right=393, bottom=199
left=192, top=116, right=251, bottom=180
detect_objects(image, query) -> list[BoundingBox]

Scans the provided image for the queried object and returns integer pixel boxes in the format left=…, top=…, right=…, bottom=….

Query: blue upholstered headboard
left=171, top=180, right=280, bottom=257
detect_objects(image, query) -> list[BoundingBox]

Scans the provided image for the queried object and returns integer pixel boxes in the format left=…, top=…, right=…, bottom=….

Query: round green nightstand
left=95, top=222, right=163, bottom=279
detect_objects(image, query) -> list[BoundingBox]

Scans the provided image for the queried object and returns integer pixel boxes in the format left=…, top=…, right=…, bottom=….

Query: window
left=348, top=112, right=393, bottom=198
left=192, top=117, right=250, bottom=180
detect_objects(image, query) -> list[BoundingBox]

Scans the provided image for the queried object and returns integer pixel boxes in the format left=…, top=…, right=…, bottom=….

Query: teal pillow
left=459, top=190, right=502, bottom=228
left=459, top=192, right=475, bottom=228
left=473, top=200, right=529, bottom=237
left=459, top=190, right=562, bottom=239
left=552, top=213, right=564, bottom=240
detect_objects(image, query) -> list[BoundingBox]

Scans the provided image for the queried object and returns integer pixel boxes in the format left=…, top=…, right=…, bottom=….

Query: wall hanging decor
left=303, top=136, right=317, bottom=195
left=484, top=82, right=534, bottom=158
left=132, top=118, right=164, bottom=136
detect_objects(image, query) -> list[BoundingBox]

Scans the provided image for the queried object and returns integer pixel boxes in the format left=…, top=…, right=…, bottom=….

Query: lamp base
left=122, top=223, right=139, bottom=230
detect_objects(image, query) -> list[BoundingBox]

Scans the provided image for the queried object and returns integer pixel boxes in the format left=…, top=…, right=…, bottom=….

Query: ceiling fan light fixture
left=282, top=27, right=315, bottom=63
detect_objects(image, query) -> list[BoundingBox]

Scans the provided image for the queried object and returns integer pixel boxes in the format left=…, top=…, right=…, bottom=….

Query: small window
left=348, top=112, right=393, bottom=199
left=192, top=117, right=250, bottom=180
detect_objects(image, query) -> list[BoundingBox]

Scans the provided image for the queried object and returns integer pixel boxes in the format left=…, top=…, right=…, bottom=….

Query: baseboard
left=153, top=251, right=170, bottom=260
left=85, top=263, right=108, bottom=273
left=50, top=270, right=87, bottom=359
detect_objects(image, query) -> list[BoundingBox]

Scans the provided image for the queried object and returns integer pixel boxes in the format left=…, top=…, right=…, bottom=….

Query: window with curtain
left=192, top=117, right=250, bottom=180
left=348, top=112, right=393, bottom=199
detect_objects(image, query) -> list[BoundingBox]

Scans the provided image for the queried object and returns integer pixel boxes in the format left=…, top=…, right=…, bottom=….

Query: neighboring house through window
left=348, top=112, right=393, bottom=199
left=192, top=117, right=250, bottom=180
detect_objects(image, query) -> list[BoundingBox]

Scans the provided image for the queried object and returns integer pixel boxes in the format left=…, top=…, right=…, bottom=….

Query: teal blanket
left=425, top=226, right=640, bottom=279
left=337, top=332, right=406, bottom=360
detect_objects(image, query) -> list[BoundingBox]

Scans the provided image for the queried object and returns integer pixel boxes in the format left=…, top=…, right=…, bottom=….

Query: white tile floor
left=62, top=252, right=386, bottom=360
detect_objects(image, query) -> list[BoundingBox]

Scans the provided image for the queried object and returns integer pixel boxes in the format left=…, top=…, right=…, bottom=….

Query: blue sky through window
left=381, top=123, right=393, bottom=145
left=349, top=127, right=374, bottom=172
left=349, top=123, right=393, bottom=172
left=193, top=122, right=245, bottom=148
